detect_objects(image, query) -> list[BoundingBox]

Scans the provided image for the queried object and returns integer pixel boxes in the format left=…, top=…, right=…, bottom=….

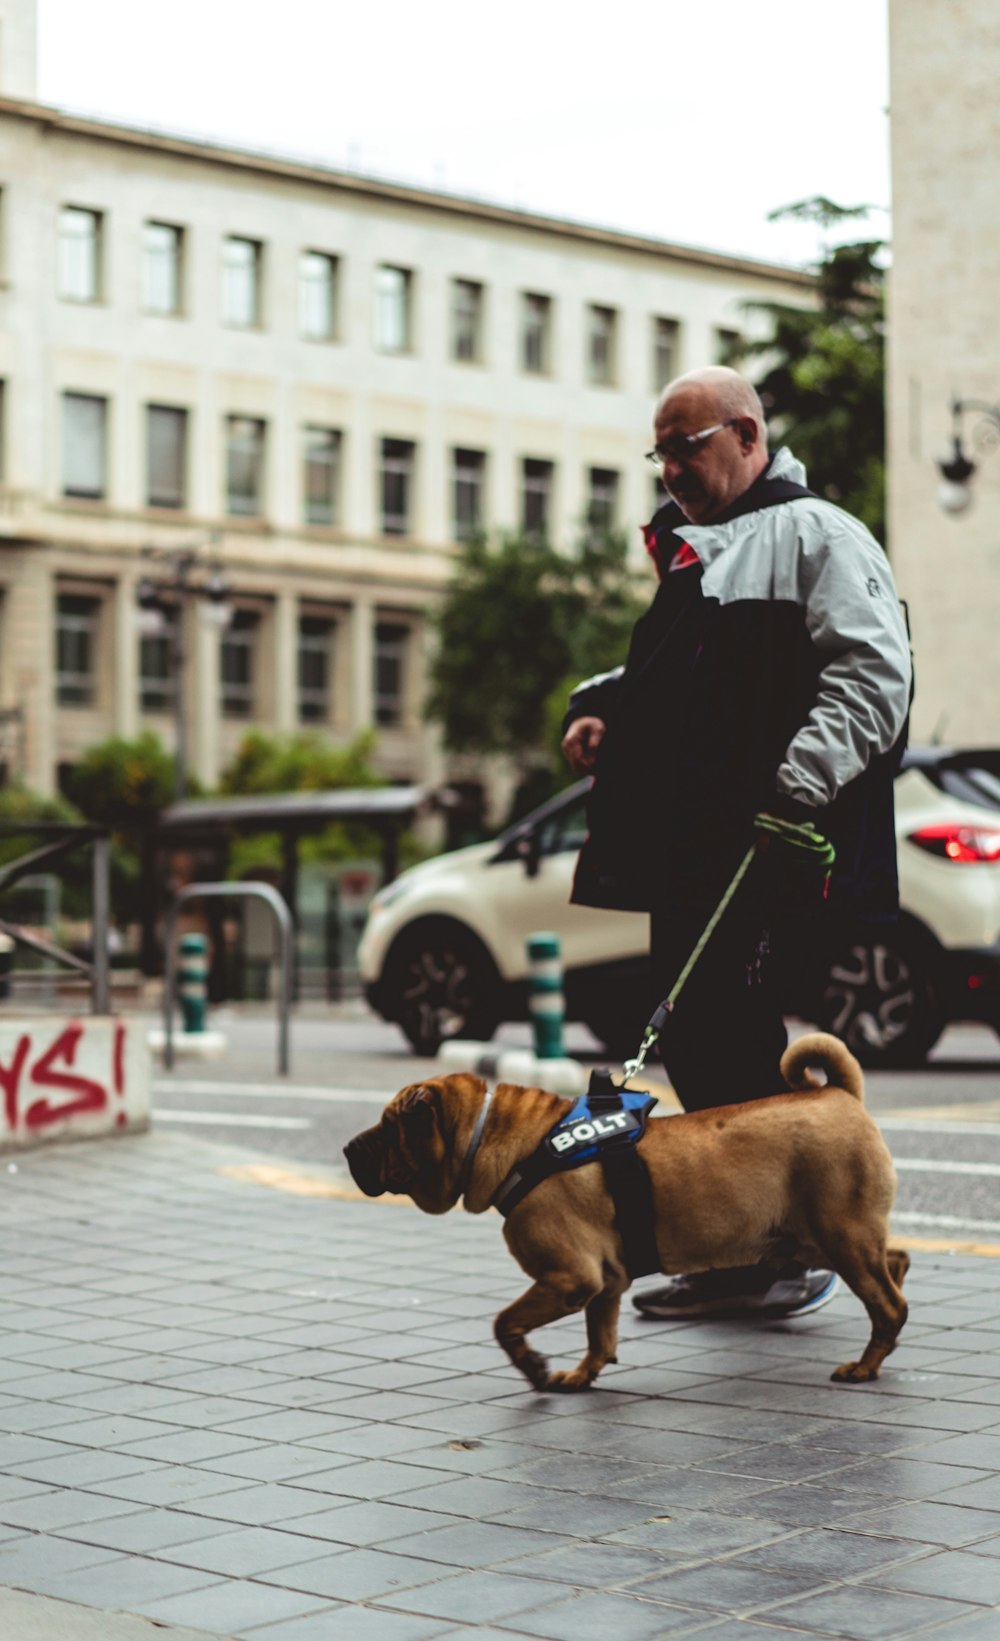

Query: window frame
left=452, top=447, right=486, bottom=542
left=145, top=403, right=188, bottom=510
left=374, top=264, right=413, bottom=354
left=302, top=425, right=342, bottom=528
left=57, top=206, right=103, bottom=304
left=521, top=456, right=554, bottom=539
left=521, top=291, right=552, bottom=376
left=450, top=277, right=483, bottom=363
left=379, top=437, right=415, bottom=537
left=222, top=235, right=263, bottom=329
left=142, top=220, right=184, bottom=316
left=220, top=607, right=259, bottom=719
left=299, top=249, right=339, bottom=341
left=225, top=414, right=266, bottom=518
left=586, top=303, right=618, bottom=387
left=55, top=591, right=101, bottom=708
left=297, top=613, right=336, bottom=725
left=61, top=391, right=108, bottom=501
left=374, top=619, right=409, bottom=728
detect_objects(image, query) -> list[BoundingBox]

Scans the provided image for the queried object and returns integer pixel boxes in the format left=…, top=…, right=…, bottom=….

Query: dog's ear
left=397, top=1083, right=440, bottom=1139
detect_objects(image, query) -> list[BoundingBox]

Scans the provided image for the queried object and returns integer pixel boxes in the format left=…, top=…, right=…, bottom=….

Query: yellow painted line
left=218, top=1161, right=416, bottom=1205
left=896, top=1233, right=1000, bottom=1259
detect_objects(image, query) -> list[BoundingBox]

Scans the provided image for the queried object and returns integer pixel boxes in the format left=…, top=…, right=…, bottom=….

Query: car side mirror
left=515, top=832, right=541, bottom=879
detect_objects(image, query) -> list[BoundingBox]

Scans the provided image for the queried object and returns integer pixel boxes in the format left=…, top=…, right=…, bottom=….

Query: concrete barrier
left=0, top=1016, right=151, bottom=1153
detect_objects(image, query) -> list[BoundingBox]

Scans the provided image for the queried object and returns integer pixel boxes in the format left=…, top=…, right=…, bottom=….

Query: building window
left=521, top=293, right=552, bottom=375
left=521, top=457, right=554, bottom=538
left=142, top=221, right=183, bottom=315
left=221, top=609, right=258, bottom=718
left=299, top=250, right=338, bottom=340
left=451, top=278, right=483, bottom=362
left=58, top=207, right=102, bottom=302
left=61, top=392, right=107, bottom=500
left=586, top=304, right=617, bottom=386
left=715, top=326, right=742, bottom=363
left=379, top=438, right=415, bottom=536
left=374, top=264, right=412, bottom=353
left=452, top=447, right=486, bottom=541
left=225, top=416, right=266, bottom=517
left=374, top=621, right=408, bottom=728
left=139, top=609, right=176, bottom=714
left=303, top=426, right=341, bottom=526
left=652, top=316, right=679, bottom=389
left=55, top=593, right=100, bottom=707
left=146, top=405, right=188, bottom=509
left=298, top=615, right=334, bottom=724
left=222, top=236, right=262, bottom=328
left=587, top=466, right=619, bottom=534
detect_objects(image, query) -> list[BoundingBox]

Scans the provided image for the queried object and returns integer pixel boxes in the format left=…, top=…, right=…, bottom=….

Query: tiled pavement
left=1, top=1132, right=1000, bottom=1639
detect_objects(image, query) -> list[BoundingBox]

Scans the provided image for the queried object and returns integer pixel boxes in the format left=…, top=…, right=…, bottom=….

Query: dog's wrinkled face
left=343, top=1076, right=484, bottom=1215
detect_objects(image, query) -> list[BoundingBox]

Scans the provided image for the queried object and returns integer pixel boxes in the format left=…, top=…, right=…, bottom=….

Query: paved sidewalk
left=1, top=1131, right=999, bottom=1640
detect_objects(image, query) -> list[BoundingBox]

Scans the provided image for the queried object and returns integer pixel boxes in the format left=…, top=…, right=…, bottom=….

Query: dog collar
left=457, top=1087, right=494, bottom=1203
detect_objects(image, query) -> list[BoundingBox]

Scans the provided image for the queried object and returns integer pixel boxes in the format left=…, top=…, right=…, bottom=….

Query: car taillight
left=908, top=823, right=1000, bottom=863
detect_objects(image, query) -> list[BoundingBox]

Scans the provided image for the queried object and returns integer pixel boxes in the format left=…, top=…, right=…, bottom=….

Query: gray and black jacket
left=566, top=447, right=913, bottom=919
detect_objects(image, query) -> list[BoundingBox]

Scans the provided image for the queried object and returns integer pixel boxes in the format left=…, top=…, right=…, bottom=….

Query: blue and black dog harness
left=491, top=1070, right=660, bottom=1279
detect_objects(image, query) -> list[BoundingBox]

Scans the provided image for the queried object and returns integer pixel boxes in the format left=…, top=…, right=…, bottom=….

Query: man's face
left=653, top=389, right=752, bottom=524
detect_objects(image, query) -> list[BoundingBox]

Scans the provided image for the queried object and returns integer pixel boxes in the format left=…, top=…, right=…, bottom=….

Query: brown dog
left=343, top=1031, right=909, bottom=1393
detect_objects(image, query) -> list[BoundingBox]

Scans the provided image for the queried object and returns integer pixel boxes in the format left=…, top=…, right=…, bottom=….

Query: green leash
left=621, top=813, right=836, bottom=1085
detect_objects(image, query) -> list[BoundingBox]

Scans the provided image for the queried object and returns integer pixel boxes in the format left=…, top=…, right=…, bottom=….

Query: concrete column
left=14, top=554, right=55, bottom=794
left=273, top=588, right=297, bottom=733
left=348, top=594, right=375, bottom=733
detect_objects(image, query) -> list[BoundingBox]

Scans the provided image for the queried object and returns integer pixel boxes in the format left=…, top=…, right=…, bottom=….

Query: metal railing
left=0, top=824, right=112, bottom=1013
left=162, top=882, right=293, bottom=1075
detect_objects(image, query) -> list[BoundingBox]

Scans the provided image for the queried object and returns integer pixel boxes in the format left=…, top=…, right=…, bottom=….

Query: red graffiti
left=0, top=1035, right=30, bottom=1131
left=0, top=1021, right=130, bottom=1135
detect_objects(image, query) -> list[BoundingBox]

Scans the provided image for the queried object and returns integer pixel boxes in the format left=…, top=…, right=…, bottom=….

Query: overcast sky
left=37, top=0, right=890, bottom=269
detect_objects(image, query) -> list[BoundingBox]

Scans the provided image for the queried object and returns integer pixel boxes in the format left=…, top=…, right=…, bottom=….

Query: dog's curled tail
left=780, top=1031, right=864, bottom=1102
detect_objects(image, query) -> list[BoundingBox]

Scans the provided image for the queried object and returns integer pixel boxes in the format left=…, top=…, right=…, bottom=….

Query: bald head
left=651, top=367, right=769, bottom=525
left=655, top=367, right=766, bottom=438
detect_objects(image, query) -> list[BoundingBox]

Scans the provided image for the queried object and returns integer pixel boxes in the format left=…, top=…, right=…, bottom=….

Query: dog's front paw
left=546, top=1367, right=597, bottom=1393
left=514, top=1346, right=552, bottom=1391
left=831, top=1359, right=879, bottom=1383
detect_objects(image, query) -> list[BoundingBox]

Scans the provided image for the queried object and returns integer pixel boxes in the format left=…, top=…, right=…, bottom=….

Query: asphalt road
left=150, top=1005, right=1000, bottom=1241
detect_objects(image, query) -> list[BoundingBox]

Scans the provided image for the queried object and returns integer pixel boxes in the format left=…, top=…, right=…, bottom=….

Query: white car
left=359, top=748, right=1000, bottom=1067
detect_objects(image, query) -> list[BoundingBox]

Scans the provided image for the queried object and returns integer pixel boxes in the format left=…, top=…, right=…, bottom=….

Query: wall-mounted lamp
left=937, top=397, right=1000, bottom=515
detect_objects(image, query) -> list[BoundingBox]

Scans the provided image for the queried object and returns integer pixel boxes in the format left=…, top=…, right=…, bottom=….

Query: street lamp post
left=936, top=397, right=1000, bottom=515
left=136, top=546, right=231, bottom=799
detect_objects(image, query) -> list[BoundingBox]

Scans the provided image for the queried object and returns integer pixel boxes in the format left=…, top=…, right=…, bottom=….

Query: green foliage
left=426, top=530, right=646, bottom=771
left=739, top=198, right=887, bottom=542
left=219, top=728, right=382, bottom=796
left=61, top=733, right=176, bottom=926
left=0, top=785, right=90, bottom=921
left=220, top=728, right=388, bottom=878
left=65, top=732, right=175, bottom=830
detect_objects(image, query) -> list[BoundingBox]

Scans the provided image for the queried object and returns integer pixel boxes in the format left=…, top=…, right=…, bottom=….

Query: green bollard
left=179, top=932, right=209, bottom=1033
left=527, top=931, right=565, bottom=1059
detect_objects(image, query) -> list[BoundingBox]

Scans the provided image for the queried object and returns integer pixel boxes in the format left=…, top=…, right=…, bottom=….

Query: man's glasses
left=644, top=419, right=739, bottom=468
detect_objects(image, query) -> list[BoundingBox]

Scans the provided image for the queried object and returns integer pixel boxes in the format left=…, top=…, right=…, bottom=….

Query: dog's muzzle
left=343, top=1128, right=387, bottom=1197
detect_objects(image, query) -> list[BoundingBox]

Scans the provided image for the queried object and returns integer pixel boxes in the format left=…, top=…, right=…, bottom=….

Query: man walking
left=562, top=366, right=912, bottom=1320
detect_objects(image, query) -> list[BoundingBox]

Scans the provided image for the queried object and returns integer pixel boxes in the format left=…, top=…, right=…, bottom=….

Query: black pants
left=649, top=902, right=799, bottom=1112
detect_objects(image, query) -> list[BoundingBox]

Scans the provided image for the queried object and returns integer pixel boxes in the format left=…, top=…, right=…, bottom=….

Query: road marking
left=154, top=1080, right=389, bottom=1105
left=155, top=1110, right=312, bottom=1130
left=880, top=1118, right=1000, bottom=1138
left=218, top=1162, right=412, bottom=1202
left=893, top=1158, right=1000, bottom=1178
left=883, top=1101, right=1000, bottom=1124
left=893, top=1209, right=1000, bottom=1234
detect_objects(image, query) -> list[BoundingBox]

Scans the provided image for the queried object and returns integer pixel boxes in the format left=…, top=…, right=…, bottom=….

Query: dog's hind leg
left=826, top=1243, right=908, bottom=1384
left=494, top=1273, right=601, bottom=1392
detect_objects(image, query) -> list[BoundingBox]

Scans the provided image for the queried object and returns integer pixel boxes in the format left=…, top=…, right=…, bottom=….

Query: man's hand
left=561, top=716, right=606, bottom=774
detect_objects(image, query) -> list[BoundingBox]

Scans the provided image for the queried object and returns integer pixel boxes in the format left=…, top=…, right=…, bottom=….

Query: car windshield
left=935, top=758, right=1000, bottom=812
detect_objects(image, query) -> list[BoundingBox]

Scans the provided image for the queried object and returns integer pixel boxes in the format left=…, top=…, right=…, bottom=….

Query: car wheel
left=383, top=920, right=502, bottom=1056
left=816, top=931, right=945, bottom=1068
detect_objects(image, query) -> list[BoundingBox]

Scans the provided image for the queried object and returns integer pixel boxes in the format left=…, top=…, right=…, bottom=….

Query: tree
left=64, top=732, right=177, bottom=926
left=219, top=729, right=388, bottom=877
left=426, top=530, right=646, bottom=796
left=733, top=198, right=887, bottom=542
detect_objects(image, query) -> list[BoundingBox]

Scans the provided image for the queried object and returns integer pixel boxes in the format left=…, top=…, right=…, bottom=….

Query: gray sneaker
left=632, top=1268, right=838, bottom=1320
